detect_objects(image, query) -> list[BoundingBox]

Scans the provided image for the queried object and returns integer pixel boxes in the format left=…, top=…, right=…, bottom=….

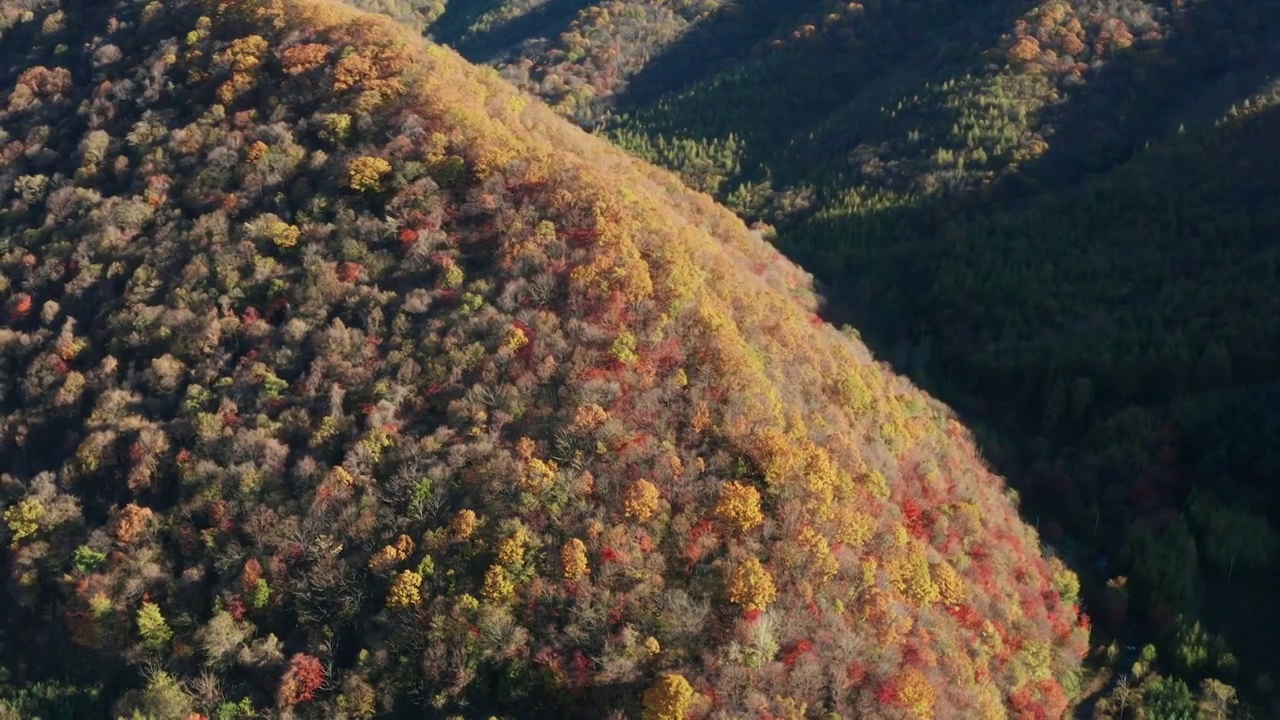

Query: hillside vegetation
left=354, top=0, right=1280, bottom=715
left=0, top=0, right=1087, bottom=718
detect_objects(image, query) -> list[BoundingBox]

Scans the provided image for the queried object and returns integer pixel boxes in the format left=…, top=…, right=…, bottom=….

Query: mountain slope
left=351, top=0, right=1280, bottom=713
left=0, top=0, right=1087, bottom=718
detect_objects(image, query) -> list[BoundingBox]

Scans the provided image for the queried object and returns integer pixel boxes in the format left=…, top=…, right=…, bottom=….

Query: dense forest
left=0, top=0, right=1091, bottom=718
left=339, top=0, right=1280, bottom=717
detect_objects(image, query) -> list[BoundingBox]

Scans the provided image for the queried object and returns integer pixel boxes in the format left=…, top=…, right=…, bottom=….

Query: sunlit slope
left=0, top=0, right=1085, bottom=717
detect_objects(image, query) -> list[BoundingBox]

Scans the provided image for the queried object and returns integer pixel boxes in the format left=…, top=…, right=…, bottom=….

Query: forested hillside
left=343, top=0, right=1280, bottom=716
left=0, top=0, right=1088, bottom=718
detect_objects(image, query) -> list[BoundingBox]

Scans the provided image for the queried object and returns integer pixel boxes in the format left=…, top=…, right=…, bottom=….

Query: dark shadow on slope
left=794, top=22, right=1280, bottom=711
left=608, top=0, right=1049, bottom=200
left=427, top=0, right=511, bottom=47
left=1015, top=0, right=1280, bottom=193
left=444, top=0, right=598, bottom=61
left=614, top=0, right=829, bottom=111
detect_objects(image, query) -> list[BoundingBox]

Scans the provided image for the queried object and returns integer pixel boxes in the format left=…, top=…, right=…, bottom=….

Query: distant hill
left=350, top=0, right=1280, bottom=715
left=0, top=0, right=1085, bottom=717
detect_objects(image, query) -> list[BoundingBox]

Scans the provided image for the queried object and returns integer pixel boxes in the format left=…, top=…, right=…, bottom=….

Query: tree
left=714, top=481, right=763, bottom=533
left=642, top=672, right=695, bottom=720
left=3, top=499, right=44, bottom=544
left=727, top=557, right=777, bottom=612
left=561, top=538, right=589, bottom=582
left=346, top=156, right=392, bottom=192
left=136, top=602, right=173, bottom=652
left=624, top=479, right=661, bottom=521
left=1008, top=36, right=1042, bottom=63
left=1199, top=678, right=1238, bottom=719
left=387, top=570, right=423, bottom=610
left=279, top=653, right=325, bottom=705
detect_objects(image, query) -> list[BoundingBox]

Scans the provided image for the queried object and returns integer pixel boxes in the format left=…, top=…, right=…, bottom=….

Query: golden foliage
left=690, top=401, right=711, bottom=433
left=368, top=534, right=414, bottom=574
left=496, top=530, right=527, bottom=567
left=623, top=479, right=660, bottom=521
left=518, top=457, right=558, bottom=494
left=796, top=526, right=838, bottom=583
left=451, top=509, right=478, bottom=539
left=642, top=672, right=695, bottom=720
left=214, top=35, right=271, bottom=103
left=345, top=156, right=391, bottom=192
left=280, top=42, right=330, bottom=75
left=832, top=510, right=876, bottom=547
left=267, top=218, right=300, bottom=248
left=933, top=561, right=965, bottom=606
left=714, top=481, right=764, bottom=533
left=328, top=465, right=355, bottom=486
left=643, top=636, right=661, bottom=656
left=888, top=542, right=940, bottom=605
left=114, top=503, right=154, bottom=544
left=894, top=668, right=937, bottom=719
left=222, top=35, right=270, bottom=72
left=571, top=403, right=609, bottom=433
left=727, top=556, right=778, bottom=611
left=333, top=52, right=377, bottom=92
left=481, top=564, right=515, bottom=604
left=560, top=538, right=589, bottom=582
left=386, top=570, right=423, bottom=610
left=502, top=326, right=528, bottom=351
left=4, top=498, right=44, bottom=543
left=1007, top=36, right=1042, bottom=63
left=367, top=544, right=402, bottom=574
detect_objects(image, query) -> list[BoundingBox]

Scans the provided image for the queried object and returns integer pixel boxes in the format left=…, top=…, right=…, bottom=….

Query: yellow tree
left=624, top=479, right=661, bottom=521
left=561, top=538, right=589, bottom=582
left=714, top=481, right=763, bottom=533
left=642, top=672, right=695, bottom=720
left=727, top=556, right=777, bottom=612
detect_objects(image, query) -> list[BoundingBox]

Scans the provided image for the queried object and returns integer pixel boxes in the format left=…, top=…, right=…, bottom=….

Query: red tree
left=279, top=653, right=325, bottom=705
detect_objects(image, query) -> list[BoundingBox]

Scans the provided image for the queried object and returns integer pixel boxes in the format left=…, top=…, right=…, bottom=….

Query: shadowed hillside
left=0, top=0, right=1087, bottom=718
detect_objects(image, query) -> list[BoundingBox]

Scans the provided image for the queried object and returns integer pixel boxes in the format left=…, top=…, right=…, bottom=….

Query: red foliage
left=337, top=261, right=363, bottom=282
left=781, top=638, right=815, bottom=667
left=8, top=293, right=33, bottom=320
left=1009, top=679, right=1069, bottom=720
left=571, top=649, right=592, bottom=688
left=240, top=558, right=263, bottom=593
left=901, top=498, right=927, bottom=538
left=208, top=500, right=232, bottom=532
left=876, top=676, right=901, bottom=706
left=279, top=653, right=325, bottom=705
left=227, top=596, right=246, bottom=621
